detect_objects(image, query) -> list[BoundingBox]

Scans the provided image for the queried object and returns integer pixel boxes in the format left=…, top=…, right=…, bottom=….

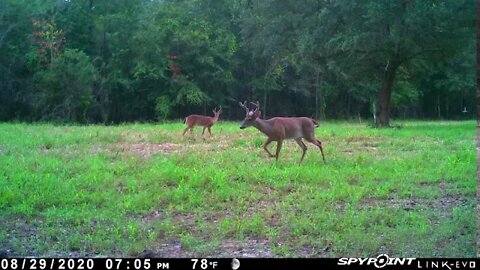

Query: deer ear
left=254, top=111, right=261, bottom=118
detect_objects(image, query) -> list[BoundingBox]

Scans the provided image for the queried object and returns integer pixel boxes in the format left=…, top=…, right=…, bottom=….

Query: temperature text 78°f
left=191, top=259, right=218, bottom=269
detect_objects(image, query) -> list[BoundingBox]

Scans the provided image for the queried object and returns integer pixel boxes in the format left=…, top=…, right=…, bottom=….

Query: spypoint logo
left=338, top=254, right=416, bottom=268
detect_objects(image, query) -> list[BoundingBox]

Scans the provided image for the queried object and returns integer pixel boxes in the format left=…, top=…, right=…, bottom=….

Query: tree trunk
left=314, top=69, right=320, bottom=119
left=445, top=98, right=449, bottom=119
left=346, top=93, right=351, bottom=117
left=376, top=62, right=398, bottom=127
left=263, top=91, right=267, bottom=119
left=437, top=95, right=441, bottom=119
left=315, top=87, right=318, bottom=120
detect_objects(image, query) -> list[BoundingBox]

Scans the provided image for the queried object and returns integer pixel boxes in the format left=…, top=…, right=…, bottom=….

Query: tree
left=131, top=0, right=237, bottom=119
left=0, top=0, right=475, bottom=123
left=34, top=49, right=97, bottom=122
left=0, top=0, right=35, bottom=120
left=326, top=0, right=475, bottom=126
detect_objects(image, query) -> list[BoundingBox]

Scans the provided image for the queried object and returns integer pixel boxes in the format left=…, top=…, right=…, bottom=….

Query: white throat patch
left=248, top=111, right=254, bottom=116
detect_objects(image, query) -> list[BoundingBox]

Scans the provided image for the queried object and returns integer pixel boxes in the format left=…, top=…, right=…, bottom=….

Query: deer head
left=212, top=106, right=222, bottom=119
left=239, top=101, right=261, bottom=129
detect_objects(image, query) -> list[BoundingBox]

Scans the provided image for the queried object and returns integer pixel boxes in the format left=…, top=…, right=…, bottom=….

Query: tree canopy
left=0, top=0, right=475, bottom=125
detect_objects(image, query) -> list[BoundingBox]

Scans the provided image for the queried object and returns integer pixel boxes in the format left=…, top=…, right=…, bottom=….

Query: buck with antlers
left=183, top=106, right=222, bottom=136
left=239, top=101, right=325, bottom=163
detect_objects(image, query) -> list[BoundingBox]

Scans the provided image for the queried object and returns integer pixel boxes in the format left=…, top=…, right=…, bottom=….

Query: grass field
left=0, top=120, right=476, bottom=257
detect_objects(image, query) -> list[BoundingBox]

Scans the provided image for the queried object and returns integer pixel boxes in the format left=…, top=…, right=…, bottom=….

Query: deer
left=183, top=106, right=222, bottom=136
left=238, top=101, right=325, bottom=163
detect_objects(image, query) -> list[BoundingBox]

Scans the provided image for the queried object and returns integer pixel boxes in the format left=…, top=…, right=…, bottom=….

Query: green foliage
left=33, top=49, right=97, bottom=122
left=391, top=68, right=420, bottom=110
left=155, top=96, right=171, bottom=120
left=238, top=0, right=475, bottom=122
left=0, top=0, right=475, bottom=122
left=174, top=79, right=205, bottom=105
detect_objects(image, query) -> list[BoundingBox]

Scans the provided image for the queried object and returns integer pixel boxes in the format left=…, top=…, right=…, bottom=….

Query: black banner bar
left=0, top=257, right=477, bottom=270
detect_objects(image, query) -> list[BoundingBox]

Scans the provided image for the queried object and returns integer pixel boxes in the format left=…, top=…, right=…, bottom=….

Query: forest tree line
left=0, top=0, right=476, bottom=126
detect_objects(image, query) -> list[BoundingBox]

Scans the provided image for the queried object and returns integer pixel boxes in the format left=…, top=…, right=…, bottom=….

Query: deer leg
left=295, top=138, right=308, bottom=163
left=275, top=140, right=283, bottom=161
left=182, top=126, right=190, bottom=136
left=305, top=136, right=326, bottom=163
left=316, top=139, right=326, bottom=163
left=263, top=138, right=275, bottom=158
left=201, top=127, right=206, bottom=136
left=208, top=127, right=212, bottom=136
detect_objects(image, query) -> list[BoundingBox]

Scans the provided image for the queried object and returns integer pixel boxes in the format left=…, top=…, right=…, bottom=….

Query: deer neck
left=211, top=115, right=218, bottom=124
left=252, top=118, right=273, bottom=136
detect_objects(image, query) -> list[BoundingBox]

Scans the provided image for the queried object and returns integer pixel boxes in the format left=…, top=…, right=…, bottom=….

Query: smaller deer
left=239, top=101, right=325, bottom=163
left=183, top=106, right=222, bottom=136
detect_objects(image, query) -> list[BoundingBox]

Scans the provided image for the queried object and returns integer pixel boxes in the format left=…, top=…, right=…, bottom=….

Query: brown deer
left=183, top=106, right=222, bottom=136
left=239, top=101, right=325, bottom=163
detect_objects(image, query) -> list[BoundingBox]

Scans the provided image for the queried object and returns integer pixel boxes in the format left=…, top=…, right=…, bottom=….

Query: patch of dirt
left=116, top=131, right=150, bottom=143
left=337, top=201, right=346, bottom=213
left=183, top=143, right=230, bottom=153
left=136, top=242, right=184, bottom=258
left=135, top=201, right=280, bottom=257
left=0, top=217, right=107, bottom=258
left=297, top=241, right=333, bottom=258
left=41, top=143, right=53, bottom=150
left=341, top=146, right=378, bottom=156
left=345, top=135, right=371, bottom=143
left=135, top=238, right=273, bottom=258
left=217, top=238, right=272, bottom=257
left=131, top=207, right=275, bottom=257
left=359, top=146, right=377, bottom=152
left=0, top=144, right=8, bottom=155
left=171, top=212, right=197, bottom=228
left=0, top=218, right=41, bottom=257
left=115, top=181, right=128, bottom=193
left=91, top=139, right=234, bottom=158
left=141, top=210, right=166, bottom=222
left=360, top=197, right=468, bottom=212
left=340, top=135, right=382, bottom=156
left=353, top=178, right=471, bottom=218
left=127, top=143, right=181, bottom=157
left=341, top=149, right=354, bottom=155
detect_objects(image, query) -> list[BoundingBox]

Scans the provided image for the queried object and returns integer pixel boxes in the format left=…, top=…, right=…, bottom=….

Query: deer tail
left=183, top=116, right=188, bottom=124
left=311, top=118, right=320, bottom=128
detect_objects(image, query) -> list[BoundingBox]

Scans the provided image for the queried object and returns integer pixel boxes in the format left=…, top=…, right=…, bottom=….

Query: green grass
left=0, top=120, right=476, bottom=257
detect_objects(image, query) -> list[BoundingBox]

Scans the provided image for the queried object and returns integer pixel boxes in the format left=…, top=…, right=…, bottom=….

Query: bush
left=34, top=49, right=97, bottom=122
